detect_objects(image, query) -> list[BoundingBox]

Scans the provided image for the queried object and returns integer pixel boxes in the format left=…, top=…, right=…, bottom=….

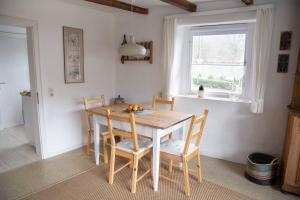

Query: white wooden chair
left=83, top=96, right=110, bottom=163
left=160, top=109, right=209, bottom=196
left=105, top=109, right=153, bottom=193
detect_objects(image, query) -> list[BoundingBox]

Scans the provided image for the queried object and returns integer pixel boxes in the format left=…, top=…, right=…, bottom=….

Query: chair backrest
left=83, top=96, right=105, bottom=131
left=183, top=109, right=209, bottom=155
left=83, top=95, right=105, bottom=110
left=152, top=96, right=175, bottom=111
left=105, top=109, right=139, bottom=152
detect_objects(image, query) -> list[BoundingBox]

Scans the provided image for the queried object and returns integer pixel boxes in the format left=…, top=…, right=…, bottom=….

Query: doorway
left=0, top=16, right=45, bottom=173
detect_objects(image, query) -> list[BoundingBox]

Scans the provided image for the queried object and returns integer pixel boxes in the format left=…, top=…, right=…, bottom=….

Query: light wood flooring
left=0, top=125, right=40, bottom=173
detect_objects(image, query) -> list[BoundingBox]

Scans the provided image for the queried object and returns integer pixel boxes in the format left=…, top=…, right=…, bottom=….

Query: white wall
left=0, top=29, right=30, bottom=129
left=0, top=0, right=117, bottom=157
left=114, top=0, right=300, bottom=163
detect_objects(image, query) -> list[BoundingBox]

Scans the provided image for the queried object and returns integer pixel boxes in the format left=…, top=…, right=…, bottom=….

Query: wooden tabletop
left=87, top=103, right=193, bottom=129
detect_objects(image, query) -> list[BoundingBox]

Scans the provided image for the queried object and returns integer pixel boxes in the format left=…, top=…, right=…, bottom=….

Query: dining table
left=89, top=103, right=193, bottom=192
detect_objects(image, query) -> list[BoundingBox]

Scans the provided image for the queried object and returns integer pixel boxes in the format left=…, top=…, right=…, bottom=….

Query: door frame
left=0, top=15, right=46, bottom=159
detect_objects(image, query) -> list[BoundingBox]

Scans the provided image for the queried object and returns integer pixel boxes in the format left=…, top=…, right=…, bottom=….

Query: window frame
left=188, top=23, right=254, bottom=100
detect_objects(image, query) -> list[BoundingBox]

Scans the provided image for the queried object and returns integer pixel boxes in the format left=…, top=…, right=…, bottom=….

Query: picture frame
left=279, top=31, right=292, bottom=51
left=277, top=54, right=289, bottom=73
left=63, top=26, right=84, bottom=83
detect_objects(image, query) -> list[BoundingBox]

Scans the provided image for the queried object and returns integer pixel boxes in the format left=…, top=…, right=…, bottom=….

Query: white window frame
left=188, top=23, right=254, bottom=100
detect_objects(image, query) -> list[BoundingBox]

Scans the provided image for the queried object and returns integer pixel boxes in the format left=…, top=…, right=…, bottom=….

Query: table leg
left=93, top=115, right=100, bottom=165
left=180, top=121, right=187, bottom=141
left=179, top=122, right=186, bottom=169
left=153, top=130, right=160, bottom=192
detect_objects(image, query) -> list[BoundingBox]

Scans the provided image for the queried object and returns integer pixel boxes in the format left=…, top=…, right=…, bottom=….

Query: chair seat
left=116, top=138, right=152, bottom=154
left=161, top=139, right=198, bottom=156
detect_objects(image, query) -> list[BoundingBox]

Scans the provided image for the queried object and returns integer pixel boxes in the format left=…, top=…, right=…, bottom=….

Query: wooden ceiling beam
left=160, top=0, right=197, bottom=12
left=85, top=0, right=149, bottom=15
left=241, top=0, right=253, bottom=5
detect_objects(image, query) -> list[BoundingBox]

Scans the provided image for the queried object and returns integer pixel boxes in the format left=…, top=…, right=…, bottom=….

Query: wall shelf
left=120, top=41, right=153, bottom=64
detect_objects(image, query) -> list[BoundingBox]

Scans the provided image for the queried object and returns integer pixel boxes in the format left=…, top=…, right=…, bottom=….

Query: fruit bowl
left=125, top=104, right=144, bottom=113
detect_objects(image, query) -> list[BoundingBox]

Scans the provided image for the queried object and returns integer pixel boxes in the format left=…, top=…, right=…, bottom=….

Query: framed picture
left=279, top=31, right=292, bottom=50
left=277, top=54, right=289, bottom=73
left=63, top=26, right=84, bottom=83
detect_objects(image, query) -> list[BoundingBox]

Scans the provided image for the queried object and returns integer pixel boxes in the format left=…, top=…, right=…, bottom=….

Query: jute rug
left=21, top=159, right=253, bottom=200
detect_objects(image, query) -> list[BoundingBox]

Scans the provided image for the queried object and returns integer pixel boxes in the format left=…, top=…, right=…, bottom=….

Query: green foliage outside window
left=192, top=76, right=240, bottom=91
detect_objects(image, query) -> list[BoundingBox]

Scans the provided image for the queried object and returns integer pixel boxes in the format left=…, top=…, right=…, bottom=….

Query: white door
left=26, top=27, right=42, bottom=156
left=0, top=25, right=42, bottom=157
left=0, top=16, right=45, bottom=158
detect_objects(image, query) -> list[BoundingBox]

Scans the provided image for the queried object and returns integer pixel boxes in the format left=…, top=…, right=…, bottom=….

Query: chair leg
left=183, top=160, right=191, bottom=196
left=129, top=157, right=133, bottom=169
left=168, top=132, right=173, bottom=139
left=103, top=135, right=108, bottom=164
left=109, top=147, right=115, bottom=184
left=87, top=131, right=91, bottom=156
left=197, top=152, right=202, bottom=183
left=131, top=156, right=139, bottom=193
left=168, top=160, right=173, bottom=173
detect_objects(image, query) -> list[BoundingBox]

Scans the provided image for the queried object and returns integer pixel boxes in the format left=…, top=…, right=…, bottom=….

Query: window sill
left=175, top=94, right=251, bottom=104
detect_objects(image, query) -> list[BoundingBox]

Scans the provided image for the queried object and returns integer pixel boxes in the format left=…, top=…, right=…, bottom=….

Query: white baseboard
left=44, top=143, right=84, bottom=159
left=201, top=150, right=245, bottom=164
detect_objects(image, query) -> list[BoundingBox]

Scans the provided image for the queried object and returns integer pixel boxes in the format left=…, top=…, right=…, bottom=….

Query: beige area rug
left=21, top=159, right=253, bottom=200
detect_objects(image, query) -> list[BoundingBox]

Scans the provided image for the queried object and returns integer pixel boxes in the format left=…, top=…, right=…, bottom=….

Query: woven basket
left=245, top=153, right=279, bottom=185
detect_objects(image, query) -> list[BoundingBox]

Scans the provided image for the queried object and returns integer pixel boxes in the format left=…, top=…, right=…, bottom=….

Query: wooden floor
left=0, top=125, right=40, bottom=173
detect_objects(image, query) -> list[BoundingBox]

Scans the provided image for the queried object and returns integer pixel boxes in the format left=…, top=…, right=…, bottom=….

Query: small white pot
left=198, top=90, right=204, bottom=98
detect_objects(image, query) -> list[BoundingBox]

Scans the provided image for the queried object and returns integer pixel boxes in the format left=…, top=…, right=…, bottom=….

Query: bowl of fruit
left=125, top=104, right=144, bottom=113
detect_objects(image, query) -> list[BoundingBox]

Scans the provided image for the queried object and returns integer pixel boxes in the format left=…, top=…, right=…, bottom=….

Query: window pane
left=191, top=33, right=247, bottom=95
left=191, top=65, right=245, bottom=94
left=192, top=34, right=246, bottom=65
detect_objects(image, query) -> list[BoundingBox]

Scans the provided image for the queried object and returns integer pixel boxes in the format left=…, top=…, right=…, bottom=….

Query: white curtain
left=162, top=16, right=177, bottom=98
left=162, top=17, right=191, bottom=98
left=176, top=27, right=191, bottom=95
left=250, top=7, right=273, bottom=113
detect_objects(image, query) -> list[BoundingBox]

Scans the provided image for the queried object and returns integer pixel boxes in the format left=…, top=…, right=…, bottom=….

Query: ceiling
left=128, top=0, right=223, bottom=8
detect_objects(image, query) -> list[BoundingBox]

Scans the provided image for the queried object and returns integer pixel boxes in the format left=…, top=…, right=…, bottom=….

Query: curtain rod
left=166, top=4, right=274, bottom=19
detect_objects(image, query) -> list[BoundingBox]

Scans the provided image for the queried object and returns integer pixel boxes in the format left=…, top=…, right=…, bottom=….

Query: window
left=190, top=24, right=253, bottom=99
